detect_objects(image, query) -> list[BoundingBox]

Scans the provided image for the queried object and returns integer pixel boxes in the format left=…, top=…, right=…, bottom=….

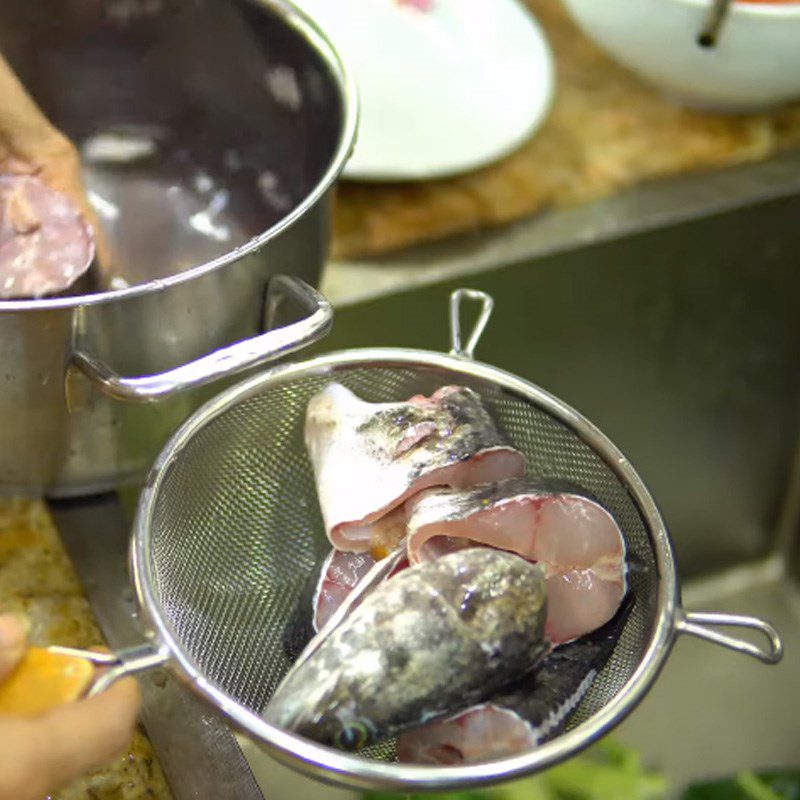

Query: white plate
left=294, top=0, right=555, bottom=182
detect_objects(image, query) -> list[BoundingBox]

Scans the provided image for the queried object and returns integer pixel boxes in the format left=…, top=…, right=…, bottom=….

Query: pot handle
left=449, top=288, right=494, bottom=359
left=675, top=610, right=783, bottom=665
left=71, top=275, right=333, bottom=403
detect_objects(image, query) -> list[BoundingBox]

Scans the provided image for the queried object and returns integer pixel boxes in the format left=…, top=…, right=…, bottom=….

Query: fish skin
left=406, top=477, right=619, bottom=561
left=304, top=383, right=525, bottom=552
left=396, top=593, right=635, bottom=765
left=265, top=548, right=549, bottom=752
left=406, top=477, right=627, bottom=643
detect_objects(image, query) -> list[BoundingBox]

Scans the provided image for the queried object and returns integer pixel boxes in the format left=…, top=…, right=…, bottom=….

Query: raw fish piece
left=304, top=383, right=525, bottom=553
left=313, top=548, right=410, bottom=632
left=265, top=549, right=548, bottom=751
left=407, top=478, right=626, bottom=643
left=396, top=594, right=634, bottom=765
left=314, top=548, right=377, bottom=632
left=283, top=548, right=410, bottom=662
left=282, top=551, right=355, bottom=664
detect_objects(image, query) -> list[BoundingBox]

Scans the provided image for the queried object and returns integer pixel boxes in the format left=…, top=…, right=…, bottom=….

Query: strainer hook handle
left=449, top=288, right=494, bottom=359
left=676, top=610, right=783, bottom=664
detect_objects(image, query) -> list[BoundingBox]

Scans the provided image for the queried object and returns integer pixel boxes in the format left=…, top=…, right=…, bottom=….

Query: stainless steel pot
left=0, top=0, right=357, bottom=495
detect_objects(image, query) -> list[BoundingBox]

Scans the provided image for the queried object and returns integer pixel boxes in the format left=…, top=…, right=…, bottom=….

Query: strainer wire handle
left=676, top=610, right=783, bottom=664
left=48, top=643, right=169, bottom=697
left=449, top=288, right=494, bottom=360
left=71, top=274, right=333, bottom=403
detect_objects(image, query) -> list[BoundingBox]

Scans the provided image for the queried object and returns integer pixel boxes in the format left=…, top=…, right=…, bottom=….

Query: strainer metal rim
left=132, top=345, right=679, bottom=792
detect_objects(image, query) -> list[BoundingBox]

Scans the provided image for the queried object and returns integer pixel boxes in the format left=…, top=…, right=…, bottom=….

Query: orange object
left=0, top=647, right=94, bottom=715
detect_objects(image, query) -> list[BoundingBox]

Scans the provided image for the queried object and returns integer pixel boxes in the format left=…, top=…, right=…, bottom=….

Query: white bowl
left=561, top=0, right=800, bottom=111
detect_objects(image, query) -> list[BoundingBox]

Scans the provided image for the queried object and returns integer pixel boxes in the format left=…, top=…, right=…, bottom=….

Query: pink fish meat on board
left=304, top=383, right=525, bottom=554
left=406, top=477, right=627, bottom=643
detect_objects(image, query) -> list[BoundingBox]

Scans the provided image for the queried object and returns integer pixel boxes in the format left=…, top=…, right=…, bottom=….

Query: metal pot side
left=0, top=0, right=356, bottom=494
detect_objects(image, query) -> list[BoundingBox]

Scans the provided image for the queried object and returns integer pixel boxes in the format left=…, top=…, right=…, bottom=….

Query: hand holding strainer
left=1, top=289, right=782, bottom=793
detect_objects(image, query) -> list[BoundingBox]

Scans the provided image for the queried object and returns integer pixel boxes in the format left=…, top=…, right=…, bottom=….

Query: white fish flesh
left=304, top=383, right=525, bottom=554
left=406, top=478, right=627, bottom=643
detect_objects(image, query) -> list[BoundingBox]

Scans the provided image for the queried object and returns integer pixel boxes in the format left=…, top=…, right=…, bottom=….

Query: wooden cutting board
left=332, top=0, right=800, bottom=260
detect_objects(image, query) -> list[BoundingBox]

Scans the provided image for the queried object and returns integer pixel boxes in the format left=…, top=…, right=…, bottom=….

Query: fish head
left=297, top=709, right=378, bottom=752
left=266, top=549, right=550, bottom=753
left=265, top=676, right=380, bottom=751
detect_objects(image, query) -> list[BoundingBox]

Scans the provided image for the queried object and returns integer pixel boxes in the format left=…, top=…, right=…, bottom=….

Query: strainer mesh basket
left=147, top=364, right=658, bottom=762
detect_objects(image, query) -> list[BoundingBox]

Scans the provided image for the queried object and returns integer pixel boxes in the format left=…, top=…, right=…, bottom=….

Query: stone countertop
left=0, top=499, right=172, bottom=800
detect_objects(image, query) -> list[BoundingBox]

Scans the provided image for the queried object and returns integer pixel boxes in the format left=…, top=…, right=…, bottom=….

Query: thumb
left=0, top=613, right=29, bottom=682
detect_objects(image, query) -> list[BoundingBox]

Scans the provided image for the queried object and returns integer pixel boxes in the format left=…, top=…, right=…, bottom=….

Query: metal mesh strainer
left=59, top=289, right=782, bottom=793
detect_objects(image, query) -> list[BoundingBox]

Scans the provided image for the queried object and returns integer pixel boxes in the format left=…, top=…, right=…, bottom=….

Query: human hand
left=0, top=53, right=113, bottom=273
left=0, top=613, right=141, bottom=800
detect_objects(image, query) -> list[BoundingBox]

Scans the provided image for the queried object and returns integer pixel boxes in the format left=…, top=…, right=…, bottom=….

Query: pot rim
left=0, top=0, right=358, bottom=312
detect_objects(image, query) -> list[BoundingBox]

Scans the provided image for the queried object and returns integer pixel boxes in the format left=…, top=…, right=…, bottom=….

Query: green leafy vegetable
left=682, top=770, right=800, bottom=800
left=363, top=741, right=667, bottom=800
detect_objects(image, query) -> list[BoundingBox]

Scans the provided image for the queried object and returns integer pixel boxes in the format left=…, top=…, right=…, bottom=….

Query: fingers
left=0, top=610, right=142, bottom=800
left=39, top=677, right=142, bottom=784
left=0, top=54, right=114, bottom=275
left=0, top=677, right=142, bottom=800
left=0, top=613, right=29, bottom=682
left=0, top=54, right=63, bottom=156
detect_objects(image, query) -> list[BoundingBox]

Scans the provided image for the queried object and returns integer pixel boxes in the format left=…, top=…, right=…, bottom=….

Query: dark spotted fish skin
left=265, top=549, right=548, bottom=752
left=396, top=593, right=635, bottom=764
left=282, top=549, right=389, bottom=663
left=354, top=385, right=513, bottom=468
left=484, top=592, right=634, bottom=740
